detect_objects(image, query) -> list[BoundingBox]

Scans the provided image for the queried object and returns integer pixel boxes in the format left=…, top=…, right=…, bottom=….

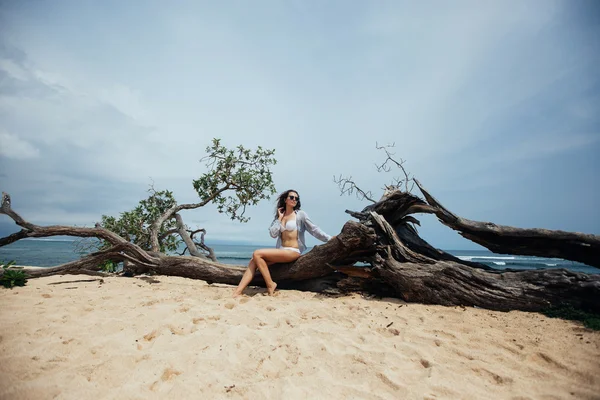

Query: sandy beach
left=1, top=274, right=599, bottom=400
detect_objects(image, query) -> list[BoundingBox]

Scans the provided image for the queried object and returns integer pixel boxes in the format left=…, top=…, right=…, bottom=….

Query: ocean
left=0, top=239, right=597, bottom=274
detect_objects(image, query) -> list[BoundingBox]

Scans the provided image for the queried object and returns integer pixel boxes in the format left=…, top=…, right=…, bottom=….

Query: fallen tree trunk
left=368, top=212, right=600, bottom=312
left=2, top=188, right=599, bottom=312
left=414, top=180, right=600, bottom=268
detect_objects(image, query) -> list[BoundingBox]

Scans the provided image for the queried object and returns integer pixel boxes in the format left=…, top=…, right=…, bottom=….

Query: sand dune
left=1, top=275, right=598, bottom=399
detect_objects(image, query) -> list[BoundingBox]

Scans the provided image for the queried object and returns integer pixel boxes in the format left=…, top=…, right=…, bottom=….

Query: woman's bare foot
left=266, top=282, right=277, bottom=296
left=232, top=289, right=243, bottom=298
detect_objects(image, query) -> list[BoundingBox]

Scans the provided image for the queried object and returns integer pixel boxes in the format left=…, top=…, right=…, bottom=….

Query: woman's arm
left=301, top=211, right=331, bottom=242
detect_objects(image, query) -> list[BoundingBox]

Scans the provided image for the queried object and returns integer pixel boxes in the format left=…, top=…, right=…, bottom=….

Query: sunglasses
left=288, top=195, right=299, bottom=201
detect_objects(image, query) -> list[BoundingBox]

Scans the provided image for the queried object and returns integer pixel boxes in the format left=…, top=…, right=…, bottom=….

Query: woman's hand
left=277, top=207, right=284, bottom=221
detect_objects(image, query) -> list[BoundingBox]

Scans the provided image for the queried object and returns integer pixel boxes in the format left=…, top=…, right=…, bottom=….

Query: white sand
left=1, top=275, right=599, bottom=399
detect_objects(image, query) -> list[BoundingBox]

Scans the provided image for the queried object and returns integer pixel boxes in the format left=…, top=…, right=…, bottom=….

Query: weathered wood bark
left=173, top=213, right=215, bottom=261
left=188, top=228, right=217, bottom=261
left=368, top=212, right=600, bottom=312
left=148, top=187, right=230, bottom=252
left=2, top=188, right=599, bottom=313
left=412, top=180, right=599, bottom=268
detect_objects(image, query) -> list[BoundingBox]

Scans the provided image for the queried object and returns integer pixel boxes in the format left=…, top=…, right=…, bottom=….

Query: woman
left=233, top=189, right=332, bottom=297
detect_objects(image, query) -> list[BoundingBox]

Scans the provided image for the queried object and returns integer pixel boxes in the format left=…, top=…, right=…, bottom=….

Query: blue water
left=0, top=239, right=597, bottom=274
left=448, top=249, right=596, bottom=274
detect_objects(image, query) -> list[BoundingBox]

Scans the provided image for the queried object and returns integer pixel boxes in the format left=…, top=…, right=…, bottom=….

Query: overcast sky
left=0, top=0, right=598, bottom=250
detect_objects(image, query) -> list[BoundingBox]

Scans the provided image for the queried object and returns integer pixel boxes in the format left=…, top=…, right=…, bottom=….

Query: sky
left=0, top=0, right=599, bottom=250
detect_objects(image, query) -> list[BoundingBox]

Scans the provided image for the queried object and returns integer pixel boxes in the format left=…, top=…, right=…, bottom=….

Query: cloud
left=98, top=85, right=154, bottom=126
left=0, top=58, right=30, bottom=81
left=0, top=130, right=40, bottom=159
left=0, top=1, right=598, bottom=250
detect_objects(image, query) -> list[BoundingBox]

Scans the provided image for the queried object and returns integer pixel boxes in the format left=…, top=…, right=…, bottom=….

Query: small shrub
left=1, top=260, right=28, bottom=289
left=99, top=260, right=117, bottom=273
left=543, top=304, right=600, bottom=331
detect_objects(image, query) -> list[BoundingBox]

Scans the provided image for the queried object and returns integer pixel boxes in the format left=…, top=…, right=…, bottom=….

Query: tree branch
left=190, top=228, right=216, bottom=261
left=333, top=174, right=376, bottom=203
left=0, top=229, right=30, bottom=246
left=1, top=192, right=37, bottom=230
left=374, top=142, right=415, bottom=193
left=149, top=185, right=230, bottom=252
left=412, top=179, right=600, bottom=268
left=172, top=213, right=213, bottom=261
left=0, top=193, right=161, bottom=268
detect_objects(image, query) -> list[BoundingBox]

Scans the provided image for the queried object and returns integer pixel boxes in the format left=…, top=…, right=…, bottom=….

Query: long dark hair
left=274, top=189, right=301, bottom=218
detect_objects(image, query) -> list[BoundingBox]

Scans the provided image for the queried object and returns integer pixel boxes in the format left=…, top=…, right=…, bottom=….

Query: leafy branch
left=149, top=138, right=277, bottom=252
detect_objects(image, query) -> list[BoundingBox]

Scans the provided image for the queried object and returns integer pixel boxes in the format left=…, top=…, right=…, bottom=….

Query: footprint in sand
left=143, top=330, right=159, bottom=342
left=224, top=302, right=235, bottom=309
left=40, top=356, right=68, bottom=371
left=472, top=367, right=513, bottom=385
left=136, top=354, right=151, bottom=363
left=376, top=372, right=404, bottom=391
left=161, top=367, right=182, bottom=381
left=150, top=368, right=182, bottom=392
left=432, top=329, right=457, bottom=340
left=167, top=325, right=187, bottom=335
left=451, top=348, right=475, bottom=361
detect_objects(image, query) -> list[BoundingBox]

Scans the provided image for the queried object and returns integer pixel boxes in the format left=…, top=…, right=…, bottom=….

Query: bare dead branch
left=47, top=278, right=106, bottom=285
left=0, top=229, right=30, bottom=246
left=374, top=142, right=415, bottom=193
left=333, top=174, right=376, bottom=203
left=1, top=192, right=37, bottom=230
left=170, top=214, right=212, bottom=261
left=189, top=228, right=216, bottom=261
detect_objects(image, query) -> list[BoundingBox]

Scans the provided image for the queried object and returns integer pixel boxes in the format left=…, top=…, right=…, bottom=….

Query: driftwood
left=1, top=184, right=599, bottom=313
left=413, top=180, right=600, bottom=268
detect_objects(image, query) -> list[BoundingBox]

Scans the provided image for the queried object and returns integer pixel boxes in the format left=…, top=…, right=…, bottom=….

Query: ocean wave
left=458, top=256, right=516, bottom=261
left=485, top=261, right=563, bottom=269
left=25, top=238, right=76, bottom=242
left=493, top=262, right=506, bottom=266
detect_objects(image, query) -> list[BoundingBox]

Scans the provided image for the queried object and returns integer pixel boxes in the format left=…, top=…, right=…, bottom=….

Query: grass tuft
left=542, top=304, right=600, bottom=331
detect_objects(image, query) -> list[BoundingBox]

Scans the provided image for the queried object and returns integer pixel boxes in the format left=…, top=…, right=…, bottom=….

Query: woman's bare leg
left=253, top=249, right=301, bottom=295
left=233, top=259, right=257, bottom=297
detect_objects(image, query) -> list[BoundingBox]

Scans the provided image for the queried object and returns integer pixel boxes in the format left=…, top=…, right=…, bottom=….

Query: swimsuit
left=284, top=218, right=297, bottom=231
left=269, top=210, right=331, bottom=254
left=281, top=218, right=300, bottom=252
